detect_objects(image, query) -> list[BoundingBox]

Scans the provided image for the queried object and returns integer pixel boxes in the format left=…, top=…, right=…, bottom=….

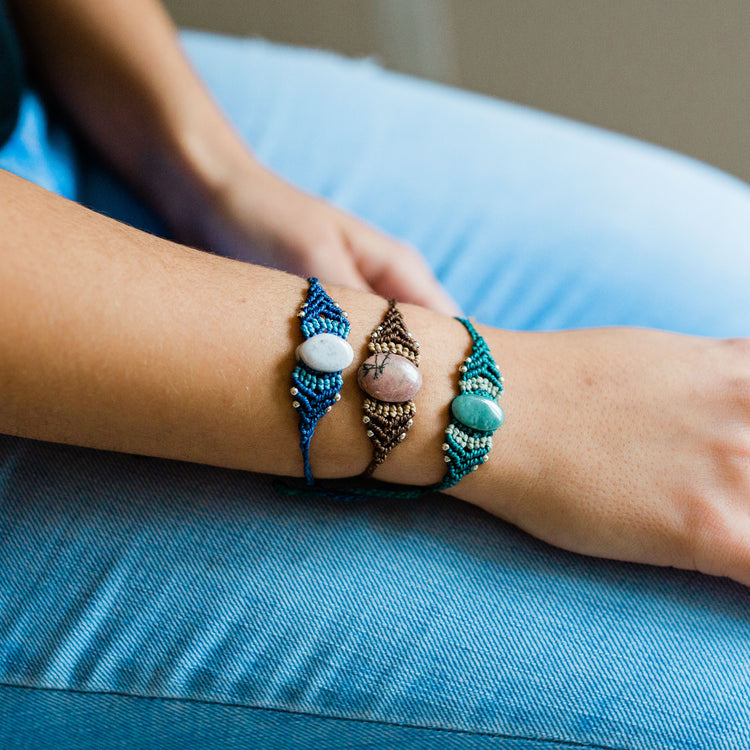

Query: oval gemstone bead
left=357, top=353, right=422, bottom=402
left=296, top=333, right=354, bottom=372
left=451, top=393, right=504, bottom=432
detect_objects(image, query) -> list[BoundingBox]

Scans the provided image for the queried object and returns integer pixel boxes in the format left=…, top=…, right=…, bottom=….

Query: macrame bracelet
left=357, top=300, right=422, bottom=476
left=301, top=317, right=504, bottom=501
left=291, top=278, right=353, bottom=485
left=434, top=317, right=504, bottom=491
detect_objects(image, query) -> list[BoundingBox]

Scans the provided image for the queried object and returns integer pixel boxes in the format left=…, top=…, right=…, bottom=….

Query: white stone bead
left=296, top=333, right=353, bottom=372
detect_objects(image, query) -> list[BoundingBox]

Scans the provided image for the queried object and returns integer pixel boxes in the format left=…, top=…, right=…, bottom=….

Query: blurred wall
left=164, top=0, right=750, bottom=184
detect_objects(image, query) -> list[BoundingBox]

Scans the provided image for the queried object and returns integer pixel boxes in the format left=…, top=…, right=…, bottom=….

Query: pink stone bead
left=357, top=353, right=422, bottom=403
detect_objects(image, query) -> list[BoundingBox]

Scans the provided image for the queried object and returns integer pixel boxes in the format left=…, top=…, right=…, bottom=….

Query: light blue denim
left=1, top=31, right=750, bottom=750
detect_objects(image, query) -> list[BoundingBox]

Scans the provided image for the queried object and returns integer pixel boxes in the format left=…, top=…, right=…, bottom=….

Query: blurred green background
left=164, top=0, right=750, bottom=184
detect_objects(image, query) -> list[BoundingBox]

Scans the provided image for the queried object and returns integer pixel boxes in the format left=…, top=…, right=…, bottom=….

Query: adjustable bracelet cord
left=291, top=278, right=352, bottom=485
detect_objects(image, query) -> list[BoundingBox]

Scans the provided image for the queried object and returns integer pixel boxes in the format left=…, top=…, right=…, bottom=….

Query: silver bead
left=297, top=311, right=305, bottom=318
left=325, top=405, right=332, bottom=413
left=444, top=456, right=451, bottom=463
left=292, top=401, right=300, bottom=408
left=290, top=387, right=298, bottom=396
left=377, top=325, right=383, bottom=330
left=334, top=393, right=341, bottom=401
left=363, top=416, right=370, bottom=423
left=371, top=331, right=378, bottom=338
left=407, top=419, right=413, bottom=427
left=465, top=357, right=472, bottom=363
left=399, top=433, right=406, bottom=440
left=472, top=465, right=479, bottom=471
left=366, top=430, right=374, bottom=437
left=414, top=341, right=420, bottom=348
left=442, top=443, right=449, bottom=451
left=459, top=365, right=468, bottom=373
left=342, top=310, right=348, bottom=317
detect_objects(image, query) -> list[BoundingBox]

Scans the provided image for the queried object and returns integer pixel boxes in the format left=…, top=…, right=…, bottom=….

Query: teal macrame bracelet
left=295, top=317, right=504, bottom=501
left=434, top=317, right=504, bottom=489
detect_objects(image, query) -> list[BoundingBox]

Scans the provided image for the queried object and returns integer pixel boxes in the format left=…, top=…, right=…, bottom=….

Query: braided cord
left=291, top=278, right=350, bottom=485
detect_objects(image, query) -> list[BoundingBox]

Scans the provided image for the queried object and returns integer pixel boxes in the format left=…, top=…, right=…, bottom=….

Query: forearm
left=0, top=169, right=500, bottom=487
left=7, top=0, right=249, bottom=216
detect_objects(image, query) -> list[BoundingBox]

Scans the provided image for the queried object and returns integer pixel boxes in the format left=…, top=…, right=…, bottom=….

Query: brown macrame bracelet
left=356, top=300, right=422, bottom=476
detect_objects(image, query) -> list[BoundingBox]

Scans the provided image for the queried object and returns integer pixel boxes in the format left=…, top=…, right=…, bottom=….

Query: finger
left=356, top=233, right=463, bottom=316
left=306, top=243, right=375, bottom=295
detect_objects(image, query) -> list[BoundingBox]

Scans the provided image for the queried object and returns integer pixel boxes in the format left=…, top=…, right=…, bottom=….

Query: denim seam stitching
left=0, top=680, right=631, bottom=750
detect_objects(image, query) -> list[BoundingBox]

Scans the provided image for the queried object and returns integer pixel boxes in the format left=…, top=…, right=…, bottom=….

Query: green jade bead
left=450, top=393, right=505, bottom=432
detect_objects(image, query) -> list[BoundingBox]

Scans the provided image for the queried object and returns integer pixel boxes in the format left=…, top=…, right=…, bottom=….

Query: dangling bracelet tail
left=290, top=277, right=353, bottom=485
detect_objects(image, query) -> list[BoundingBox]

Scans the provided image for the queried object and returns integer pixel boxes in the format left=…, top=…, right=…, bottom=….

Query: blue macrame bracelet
left=291, top=278, right=353, bottom=485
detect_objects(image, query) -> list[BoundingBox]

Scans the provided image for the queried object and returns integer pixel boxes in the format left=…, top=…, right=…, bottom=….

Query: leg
left=2, top=33, right=750, bottom=749
left=165, top=32, right=749, bottom=337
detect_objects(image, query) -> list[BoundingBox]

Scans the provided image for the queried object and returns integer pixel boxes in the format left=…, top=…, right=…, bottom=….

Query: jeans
left=1, top=31, right=749, bottom=749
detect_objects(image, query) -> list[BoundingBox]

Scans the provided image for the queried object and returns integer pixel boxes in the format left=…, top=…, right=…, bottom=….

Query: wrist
left=143, top=104, right=265, bottom=240
left=305, top=291, right=522, bottom=501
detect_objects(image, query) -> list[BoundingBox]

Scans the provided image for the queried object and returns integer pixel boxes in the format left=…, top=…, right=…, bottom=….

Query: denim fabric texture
left=1, top=31, right=750, bottom=749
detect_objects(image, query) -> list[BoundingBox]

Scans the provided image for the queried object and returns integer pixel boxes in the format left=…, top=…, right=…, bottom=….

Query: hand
left=165, top=158, right=461, bottom=316
left=455, top=327, right=750, bottom=586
